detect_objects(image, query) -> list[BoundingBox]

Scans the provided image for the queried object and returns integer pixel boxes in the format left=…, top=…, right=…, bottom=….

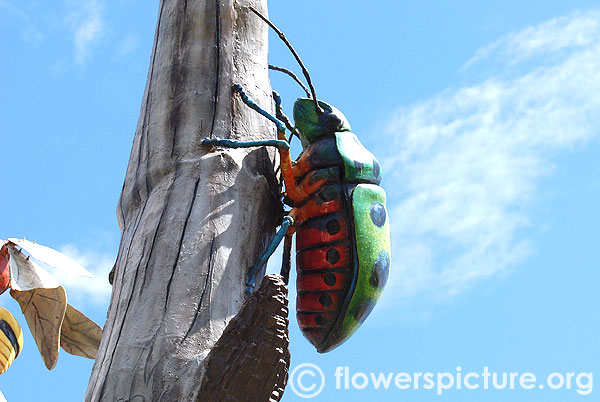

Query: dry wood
left=86, top=0, right=290, bottom=400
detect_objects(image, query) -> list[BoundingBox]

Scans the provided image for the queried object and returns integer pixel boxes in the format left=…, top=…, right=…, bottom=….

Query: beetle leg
left=280, top=232, right=293, bottom=285
left=204, top=84, right=307, bottom=204
left=245, top=215, right=295, bottom=298
left=202, top=138, right=289, bottom=149
left=233, top=84, right=306, bottom=203
left=233, top=84, right=287, bottom=133
left=201, top=85, right=290, bottom=149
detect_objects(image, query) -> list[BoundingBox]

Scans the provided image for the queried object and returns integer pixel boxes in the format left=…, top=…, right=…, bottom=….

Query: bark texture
left=85, top=0, right=285, bottom=400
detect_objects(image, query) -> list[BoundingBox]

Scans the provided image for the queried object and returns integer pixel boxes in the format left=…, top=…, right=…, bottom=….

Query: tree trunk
left=85, top=0, right=288, bottom=400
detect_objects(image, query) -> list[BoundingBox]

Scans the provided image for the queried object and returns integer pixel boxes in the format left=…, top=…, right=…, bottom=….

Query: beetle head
left=293, top=98, right=351, bottom=146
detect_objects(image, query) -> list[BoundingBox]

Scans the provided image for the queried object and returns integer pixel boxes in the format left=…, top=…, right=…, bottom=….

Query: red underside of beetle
left=295, top=184, right=357, bottom=351
left=292, top=135, right=359, bottom=350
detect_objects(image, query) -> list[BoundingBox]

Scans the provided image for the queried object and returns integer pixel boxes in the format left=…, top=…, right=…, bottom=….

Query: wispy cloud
left=54, top=244, right=113, bottom=305
left=380, top=10, right=600, bottom=303
left=463, top=10, right=600, bottom=72
left=0, top=0, right=44, bottom=43
left=67, top=0, right=105, bottom=65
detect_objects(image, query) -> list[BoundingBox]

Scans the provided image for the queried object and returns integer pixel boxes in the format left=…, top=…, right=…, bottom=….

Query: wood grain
left=85, top=0, right=287, bottom=400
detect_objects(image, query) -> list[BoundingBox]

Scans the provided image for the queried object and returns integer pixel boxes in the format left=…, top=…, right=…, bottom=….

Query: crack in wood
left=138, top=181, right=174, bottom=295
left=171, top=126, right=178, bottom=158
left=208, top=0, right=221, bottom=139
left=164, top=176, right=201, bottom=311
left=182, top=233, right=216, bottom=342
left=98, top=177, right=172, bottom=398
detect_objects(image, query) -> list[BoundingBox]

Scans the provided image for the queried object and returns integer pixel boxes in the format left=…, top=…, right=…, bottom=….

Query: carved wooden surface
left=85, top=0, right=287, bottom=400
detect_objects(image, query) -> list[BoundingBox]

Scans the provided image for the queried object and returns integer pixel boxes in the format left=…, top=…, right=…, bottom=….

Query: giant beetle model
left=203, top=7, right=390, bottom=353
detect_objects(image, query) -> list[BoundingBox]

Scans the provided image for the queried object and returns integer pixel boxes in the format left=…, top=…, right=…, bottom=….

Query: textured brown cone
left=199, top=274, right=290, bottom=402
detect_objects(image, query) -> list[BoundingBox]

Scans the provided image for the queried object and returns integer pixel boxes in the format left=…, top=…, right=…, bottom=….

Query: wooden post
left=85, top=0, right=289, bottom=400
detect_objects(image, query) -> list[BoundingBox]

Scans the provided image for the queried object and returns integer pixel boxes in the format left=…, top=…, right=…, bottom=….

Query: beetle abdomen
left=293, top=134, right=390, bottom=353
left=296, top=183, right=357, bottom=352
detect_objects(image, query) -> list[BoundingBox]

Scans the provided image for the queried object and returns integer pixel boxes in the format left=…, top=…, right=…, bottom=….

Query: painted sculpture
left=0, top=239, right=102, bottom=374
left=202, top=8, right=391, bottom=352
left=0, top=307, right=23, bottom=375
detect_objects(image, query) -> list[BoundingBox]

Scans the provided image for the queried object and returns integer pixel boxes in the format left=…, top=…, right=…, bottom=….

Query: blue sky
left=1, top=1, right=599, bottom=401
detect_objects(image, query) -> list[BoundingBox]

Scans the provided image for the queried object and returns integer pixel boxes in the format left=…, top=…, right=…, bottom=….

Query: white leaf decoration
left=8, top=239, right=93, bottom=278
left=7, top=245, right=60, bottom=290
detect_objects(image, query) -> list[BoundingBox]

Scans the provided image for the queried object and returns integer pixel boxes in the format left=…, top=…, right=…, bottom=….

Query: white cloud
left=54, top=244, right=113, bottom=306
left=381, top=10, right=600, bottom=302
left=68, top=0, right=105, bottom=65
left=463, top=11, right=600, bottom=72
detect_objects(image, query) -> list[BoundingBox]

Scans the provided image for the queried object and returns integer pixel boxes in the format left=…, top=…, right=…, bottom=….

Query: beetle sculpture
left=203, top=7, right=390, bottom=353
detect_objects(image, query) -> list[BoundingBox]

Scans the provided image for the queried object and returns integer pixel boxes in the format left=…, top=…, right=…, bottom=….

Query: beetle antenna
left=249, top=6, right=323, bottom=115
left=272, top=90, right=299, bottom=143
left=269, top=65, right=311, bottom=98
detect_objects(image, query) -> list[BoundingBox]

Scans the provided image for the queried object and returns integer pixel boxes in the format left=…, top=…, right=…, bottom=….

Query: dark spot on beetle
left=324, top=273, right=337, bottom=286
left=326, top=218, right=341, bottom=235
left=370, top=250, right=390, bottom=289
left=319, top=293, right=333, bottom=307
left=354, top=301, right=376, bottom=323
left=370, top=201, right=386, bottom=227
left=315, top=314, right=327, bottom=326
left=373, top=159, right=381, bottom=179
left=318, top=186, right=337, bottom=202
left=326, top=248, right=340, bottom=265
left=353, top=160, right=364, bottom=173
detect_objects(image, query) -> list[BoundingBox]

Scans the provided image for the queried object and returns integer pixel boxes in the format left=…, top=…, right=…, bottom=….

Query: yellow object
left=0, top=307, right=23, bottom=374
